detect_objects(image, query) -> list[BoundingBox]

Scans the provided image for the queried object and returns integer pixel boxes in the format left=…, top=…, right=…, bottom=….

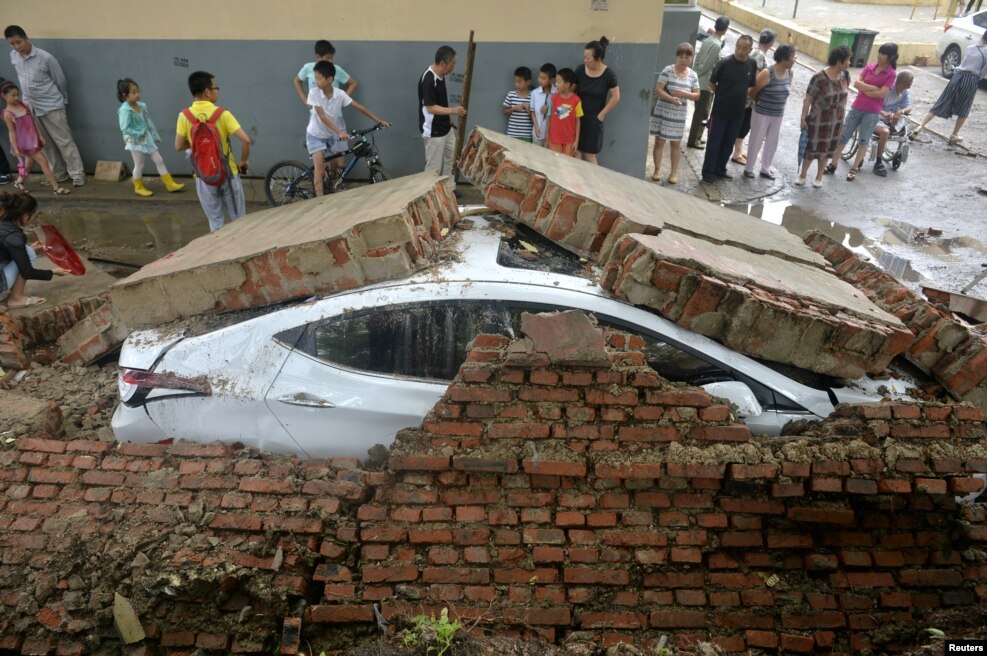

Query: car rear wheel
left=942, top=45, right=961, bottom=79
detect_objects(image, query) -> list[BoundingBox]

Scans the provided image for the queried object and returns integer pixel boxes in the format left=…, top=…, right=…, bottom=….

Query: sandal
left=731, top=155, right=747, bottom=165
left=52, top=186, right=71, bottom=196
left=846, top=168, right=859, bottom=182
left=13, top=179, right=28, bottom=192
left=7, top=296, right=46, bottom=308
left=948, top=134, right=963, bottom=145
left=824, top=163, right=838, bottom=175
left=651, top=173, right=662, bottom=181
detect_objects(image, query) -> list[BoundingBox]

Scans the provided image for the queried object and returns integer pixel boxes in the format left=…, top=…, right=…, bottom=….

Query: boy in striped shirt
left=502, top=67, right=534, bottom=142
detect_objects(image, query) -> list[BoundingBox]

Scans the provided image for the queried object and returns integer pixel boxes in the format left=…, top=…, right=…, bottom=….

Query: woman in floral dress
left=796, top=45, right=851, bottom=188
left=650, top=43, right=700, bottom=185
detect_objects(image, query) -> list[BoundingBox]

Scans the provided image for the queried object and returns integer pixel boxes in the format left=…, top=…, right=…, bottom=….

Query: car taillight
left=119, top=368, right=212, bottom=403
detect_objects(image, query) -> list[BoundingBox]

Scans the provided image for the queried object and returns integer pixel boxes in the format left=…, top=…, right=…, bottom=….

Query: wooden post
left=452, top=30, right=476, bottom=180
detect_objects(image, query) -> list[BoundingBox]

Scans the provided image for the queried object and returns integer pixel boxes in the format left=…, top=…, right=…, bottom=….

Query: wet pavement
left=646, top=12, right=987, bottom=300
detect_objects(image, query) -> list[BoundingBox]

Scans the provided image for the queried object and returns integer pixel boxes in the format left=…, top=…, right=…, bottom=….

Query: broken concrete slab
left=58, top=173, right=459, bottom=364
left=806, top=231, right=987, bottom=412
left=0, top=390, right=63, bottom=439
left=113, top=593, right=145, bottom=644
left=459, top=128, right=909, bottom=379
left=602, top=232, right=913, bottom=378
left=458, top=127, right=826, bottom=268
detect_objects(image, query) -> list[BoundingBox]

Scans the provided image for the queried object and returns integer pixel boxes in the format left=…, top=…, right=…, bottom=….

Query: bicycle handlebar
left=350, top=123, right=388, bottom=137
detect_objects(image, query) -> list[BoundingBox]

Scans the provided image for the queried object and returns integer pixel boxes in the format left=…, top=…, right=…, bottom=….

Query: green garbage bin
left=829, top=28, right=858, bottom=56
left=851, top=29, right=880, bottom=67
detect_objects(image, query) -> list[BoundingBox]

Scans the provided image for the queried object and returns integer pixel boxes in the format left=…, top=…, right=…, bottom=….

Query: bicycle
left=840, top=122, right=910, bottom=172
left=264, top=123, right=389, bottom=206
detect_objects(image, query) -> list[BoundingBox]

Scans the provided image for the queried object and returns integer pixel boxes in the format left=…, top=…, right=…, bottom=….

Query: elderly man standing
left=687, top=16, right=729, bottom=149
left=700, top=34, right=757, bottom=184
left=4, top=25, right=85, bottom=187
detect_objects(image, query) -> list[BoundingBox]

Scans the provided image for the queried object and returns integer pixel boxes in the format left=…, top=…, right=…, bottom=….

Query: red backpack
left=182, top=107, right=231, bottom=186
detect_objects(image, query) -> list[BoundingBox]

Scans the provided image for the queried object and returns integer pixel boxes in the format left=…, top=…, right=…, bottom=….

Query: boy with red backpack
left=175, top=71, right=251, bottom=232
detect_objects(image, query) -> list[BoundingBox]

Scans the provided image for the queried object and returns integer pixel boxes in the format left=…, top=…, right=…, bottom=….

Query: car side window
left=289, top=299, right=804, bottom=412
left=305, top=301, right=517, bottom=381
left=974, top=13, right=987, bottom=27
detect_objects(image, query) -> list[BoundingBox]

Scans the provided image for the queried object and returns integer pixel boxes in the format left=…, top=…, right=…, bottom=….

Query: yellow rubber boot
left=161, top=174, right=185, bottom=192
left=132, top=178, right=153, bottom=197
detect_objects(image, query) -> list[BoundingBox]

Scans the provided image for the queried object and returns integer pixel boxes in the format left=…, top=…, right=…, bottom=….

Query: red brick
left=409, top=529, right=453, bottom=544
left=565, top=567, right=630, bottom=585
left=362, top=566, right=419, bottom=583
left=195, top=633, right=230, bottom=650
left=238, top=477, right=295, bottom=494
left=523, top=459, right=586, bottom=477
left=18, top=437, right=66, bottom=453
left=787, top=507, right=855, bottom=525
left=780, top=634, right=816, bottom=652
left=308, top=605, right=375, bottom=623
left=649, top=609, right=707, bottom=628
left=580, top=611, right=644, bottom=629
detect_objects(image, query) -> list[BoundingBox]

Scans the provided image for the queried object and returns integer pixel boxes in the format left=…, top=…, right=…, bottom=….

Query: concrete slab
left=458, top=127, right=826, bottom=268
left=602, top=232, right=912, bottom=378
left=459, top=127, right=909, bottom=378
left=58, top=173, right=459, bottom=363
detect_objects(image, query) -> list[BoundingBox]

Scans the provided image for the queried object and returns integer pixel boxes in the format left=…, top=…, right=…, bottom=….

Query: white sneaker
left=794, top=176, right=807, bottom=186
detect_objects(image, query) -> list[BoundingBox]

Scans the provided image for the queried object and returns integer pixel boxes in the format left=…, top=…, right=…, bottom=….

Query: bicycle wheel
left=369, top=165, right=389, bottom=184
left=265, top=160, right=315, bottom=206
left=841, top=131, right=859, bottom=162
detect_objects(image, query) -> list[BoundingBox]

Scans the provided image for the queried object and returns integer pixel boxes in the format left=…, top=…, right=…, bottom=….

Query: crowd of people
left=476, top=37, right=622, bottom=165
left=647, top=17, right=987, bottom=189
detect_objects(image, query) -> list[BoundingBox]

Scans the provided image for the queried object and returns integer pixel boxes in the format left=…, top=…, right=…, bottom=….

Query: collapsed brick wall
left=3, top=311, right=987, bottom=655
left=0, top=438, right=374, bottom=656
left=309, top=313, right=987, bottom=654
left=805, top=231, right=987, bottom=414
left=0, top=296, right=105, bottom=369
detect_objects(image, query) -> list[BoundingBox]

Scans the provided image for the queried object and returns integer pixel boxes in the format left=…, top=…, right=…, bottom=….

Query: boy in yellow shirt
left=175, top=71, right=252, bottom=232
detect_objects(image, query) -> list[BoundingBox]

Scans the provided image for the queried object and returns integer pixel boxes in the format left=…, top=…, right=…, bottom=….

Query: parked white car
left=938, top=10, right=987, bottom=78
left=112, top=216, right=909, bottom=458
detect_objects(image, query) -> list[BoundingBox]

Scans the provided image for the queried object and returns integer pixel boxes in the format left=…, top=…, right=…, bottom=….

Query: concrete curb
left=698, top=0, right=936, bottom=65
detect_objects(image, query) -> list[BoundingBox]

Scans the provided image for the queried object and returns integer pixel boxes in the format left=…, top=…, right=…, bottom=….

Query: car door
left=264, top=299, right=512, bottom=458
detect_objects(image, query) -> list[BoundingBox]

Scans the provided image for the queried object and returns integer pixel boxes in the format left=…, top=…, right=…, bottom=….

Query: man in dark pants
left=701, top=35, right=757, bottom=183
left=687, top=16, right=729, bottom=149
left=0, top=76, right=11, bottom=184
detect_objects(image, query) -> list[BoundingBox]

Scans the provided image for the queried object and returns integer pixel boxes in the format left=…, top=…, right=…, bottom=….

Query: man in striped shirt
left=418, top=45, right=466, bottom=192
left=5, top=25, right=85, bottom=187
left=502, top=67, right=534, bottom=142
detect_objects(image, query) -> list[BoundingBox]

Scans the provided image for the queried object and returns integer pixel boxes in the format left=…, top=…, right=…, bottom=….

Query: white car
left=112, top=216, right=905, bottom=458
left=938, top=10, right=987, bottom=78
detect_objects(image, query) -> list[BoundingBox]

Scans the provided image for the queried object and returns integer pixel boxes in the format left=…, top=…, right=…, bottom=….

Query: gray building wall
left=2, top=39, right=662, bottom=181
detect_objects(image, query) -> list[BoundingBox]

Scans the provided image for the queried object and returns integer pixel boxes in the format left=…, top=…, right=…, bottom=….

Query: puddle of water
left=730, top=200, right=987, bottom=288
left=39, top=205, right=210, bottom=269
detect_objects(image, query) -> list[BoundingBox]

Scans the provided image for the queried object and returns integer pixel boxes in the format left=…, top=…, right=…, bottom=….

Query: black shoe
left=0, top=174, right=11, bottom=185
left=715, top=172, right=733, bottom=180
left=759, top=171, right=776, bottom=180
left=873, top=162, right=888, bottom=177
left=688, top=142, right=705, bottom=150
left=701, top=176, right=715, bottom=184
left=743, top=170, right=756, bottom=179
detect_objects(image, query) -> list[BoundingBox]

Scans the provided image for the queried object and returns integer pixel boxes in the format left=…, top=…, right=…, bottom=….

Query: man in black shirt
left=701, top=35, right=757, bottom=183
left=418, top=45, right=467, bottom=190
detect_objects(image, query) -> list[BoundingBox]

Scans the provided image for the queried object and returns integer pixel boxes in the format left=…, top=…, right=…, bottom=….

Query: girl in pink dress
left=1, top=82, right=70, bottom=196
